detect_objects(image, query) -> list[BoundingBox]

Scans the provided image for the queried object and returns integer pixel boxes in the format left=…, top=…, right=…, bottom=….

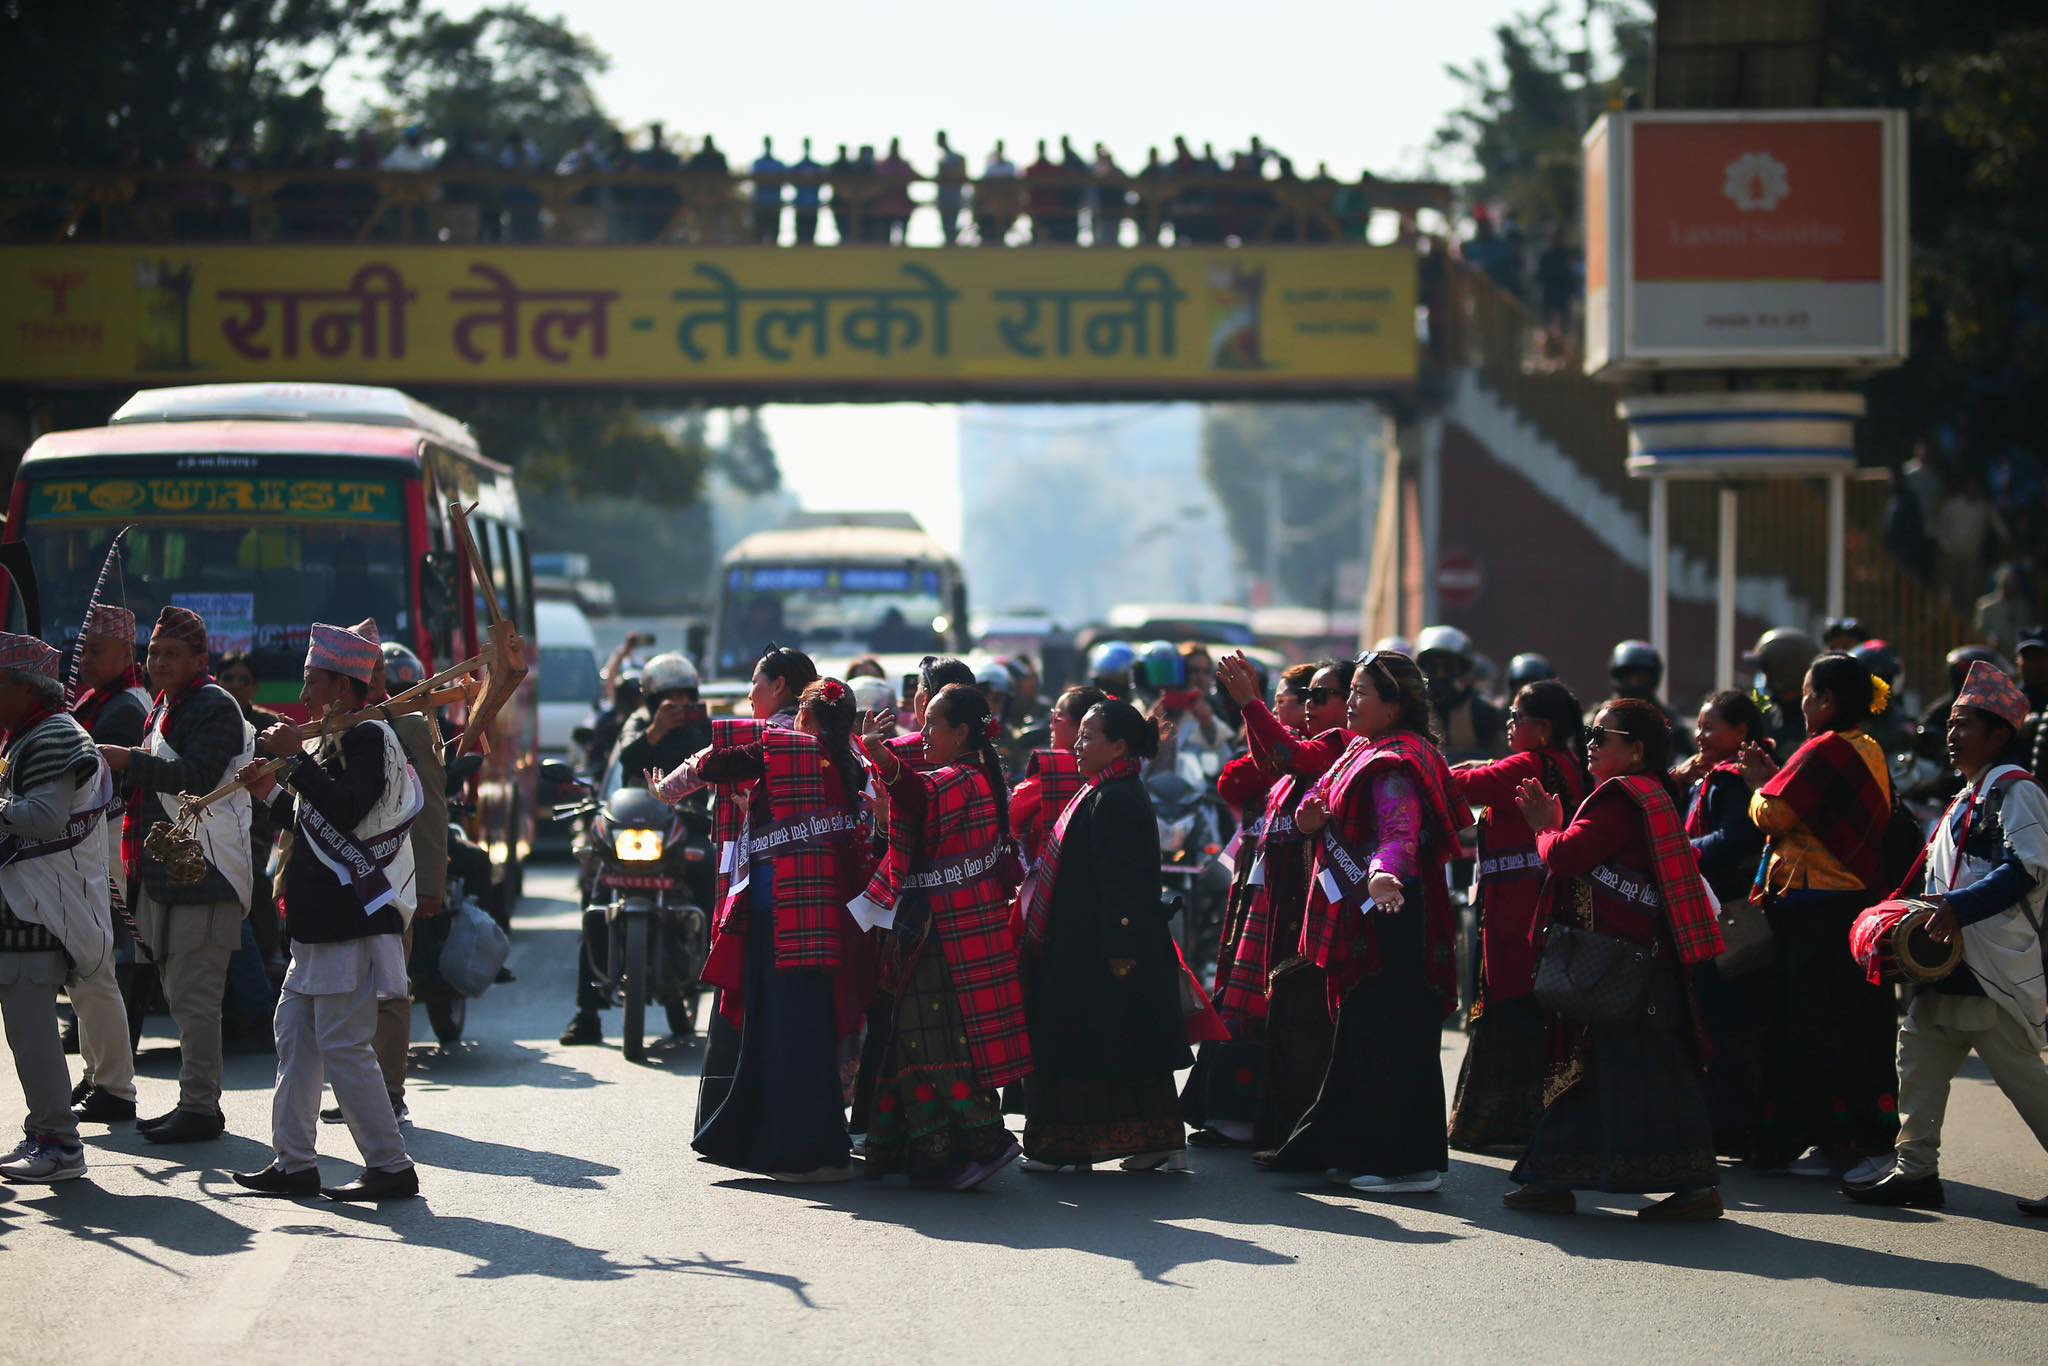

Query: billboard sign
left=1583, top=110, right=1907, bottom=373
left=0, top=245, right=1416, bottom=396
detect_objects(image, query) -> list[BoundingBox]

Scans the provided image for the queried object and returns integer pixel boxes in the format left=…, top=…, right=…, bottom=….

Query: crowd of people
left=0, top=604, right=441, bottom=1198
left=545, top=617, right=2048, bottom=1217
left=5, top=597, right=2043, bottom=1225
left=86, top=127, right=1409, bottom=249
left=1885, top=438, right=2048, bottom=641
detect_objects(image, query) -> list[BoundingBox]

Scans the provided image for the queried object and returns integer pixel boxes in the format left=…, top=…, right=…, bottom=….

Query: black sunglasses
left=1589, top=726, right=1632, bottom=747
left=1305, top=686, right=1341, bottom=705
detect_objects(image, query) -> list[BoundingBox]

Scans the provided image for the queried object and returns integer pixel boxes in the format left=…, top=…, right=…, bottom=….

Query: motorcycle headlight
left=614, top=828, right=666, bottom=862
left=1157, top=815, right=1196, bottom=853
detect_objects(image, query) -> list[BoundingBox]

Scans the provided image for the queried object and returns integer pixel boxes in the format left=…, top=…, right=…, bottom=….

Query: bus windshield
left=714, top=562, right=947, bottom=675
left=16, top=471, right=410, bottom=703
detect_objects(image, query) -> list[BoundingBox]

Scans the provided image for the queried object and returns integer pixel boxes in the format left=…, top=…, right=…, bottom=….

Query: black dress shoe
left=494, top=966, right=517, bottom=984
left=322, top=1165, right=420, bottom=1202
left=232, top=1164, right=320, bottom=1197
left=560, top=1011, right=602, bottom=1046
left=72, top=1087, right=137, bottom=1123
left=1843, top=1170, right=1945, bottom=1208
left=139, top=1109, right=226, bottom=1144
left=70, top=1078, right=91, bottom=1106
left=136, top=1109, right=175, bottom=1133
left=2017, top=1194, right=2047, bottom=1218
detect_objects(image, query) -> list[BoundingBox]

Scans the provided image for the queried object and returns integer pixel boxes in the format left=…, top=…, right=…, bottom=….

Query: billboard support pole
left=1825, top=473, right=1847, bottom=621
left=1649, top=478, right=1670, bottom=703
left=1717, top=484, right=1739, bottom=692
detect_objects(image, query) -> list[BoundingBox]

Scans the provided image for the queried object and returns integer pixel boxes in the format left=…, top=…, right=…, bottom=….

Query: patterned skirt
left=1448, top=992, right=1547, bottom=1152
left=863, top=944, right=1015, bottom=1181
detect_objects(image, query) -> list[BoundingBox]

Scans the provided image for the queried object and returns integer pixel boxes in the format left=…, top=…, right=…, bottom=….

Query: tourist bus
left=4, top=382, right=538, bottom=908
left=707, top=512, right=972, bottom=690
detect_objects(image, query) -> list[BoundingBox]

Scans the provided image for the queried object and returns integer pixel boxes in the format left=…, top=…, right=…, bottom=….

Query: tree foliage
left=1200, top=404, right=1375, bottom=608
left=373, top=4, right=608, bottom=145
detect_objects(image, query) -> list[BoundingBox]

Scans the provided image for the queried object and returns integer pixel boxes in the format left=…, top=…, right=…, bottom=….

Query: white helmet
left=1415, top=624, right=1473, bottom=662
left=640, top=652, right=700, bottom=697
left=848, top=675, right=896, bottom=716
left=1371, top=635, right=1416, bottom=657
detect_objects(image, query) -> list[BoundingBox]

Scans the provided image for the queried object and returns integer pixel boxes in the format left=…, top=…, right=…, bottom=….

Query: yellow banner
left=0, top=245, right=1414, bottom=392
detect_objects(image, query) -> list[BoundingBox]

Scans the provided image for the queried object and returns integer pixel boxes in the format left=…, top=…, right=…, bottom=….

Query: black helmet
left=1823, top=616, right=1866, bottom=643
left=1848, top=638, right=1900, bottom=687
left=1507, top=652, right=1555, bottom=689
left=1944, top=644, right=2005, bottom=694
left=1742, top=627, right=1819, bottom=697
left=1609, top=639, right=1662, bottom=682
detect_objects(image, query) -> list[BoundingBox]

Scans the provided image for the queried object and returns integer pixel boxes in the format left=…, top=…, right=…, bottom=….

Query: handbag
left=1532, top=923, right=1654, bottom=1026
left=1714, top=897, right=1775, bottom=976
left=438, top=896, right=511, bottom=999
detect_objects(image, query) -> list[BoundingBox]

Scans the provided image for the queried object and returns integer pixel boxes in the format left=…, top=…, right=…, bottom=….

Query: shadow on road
left=1, top=1179, right=256, bottom=1270
left=405, top=1125, right=621, bottom=1190
left=274, top=1204, right=814, bottom=1303
left=408, top=1040, right=610, bottom=1091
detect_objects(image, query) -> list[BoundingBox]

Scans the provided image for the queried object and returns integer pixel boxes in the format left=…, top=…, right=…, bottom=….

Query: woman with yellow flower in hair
left=1736, top=652, right=1902, bottom=1176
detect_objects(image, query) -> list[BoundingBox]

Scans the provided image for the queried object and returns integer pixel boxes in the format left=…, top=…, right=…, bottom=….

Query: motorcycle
left=1145, top=749, right=1237, bottom=982
left=543, top=758, right=714, bottom=1063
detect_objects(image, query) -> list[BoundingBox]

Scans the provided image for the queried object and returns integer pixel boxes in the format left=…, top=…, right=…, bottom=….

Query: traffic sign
left=1437, top=551, right=1484, bottom=610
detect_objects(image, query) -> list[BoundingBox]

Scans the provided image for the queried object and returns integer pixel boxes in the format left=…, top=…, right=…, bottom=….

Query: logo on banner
left=1722, top=152, right=1789, bottom=213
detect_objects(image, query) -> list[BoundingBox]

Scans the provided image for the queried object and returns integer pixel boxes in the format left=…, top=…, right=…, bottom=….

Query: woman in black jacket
left=1019, top=699, right=1191, bottom=1172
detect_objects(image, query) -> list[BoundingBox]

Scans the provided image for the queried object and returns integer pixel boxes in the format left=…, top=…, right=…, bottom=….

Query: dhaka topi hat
left=0, top=631, right=62, bottom=680
left=1954, top=659, right=2030, bottom=734
left=82, top=604, right=136, bottom=644
left=152, top=605, right=207, bottom=653
left=306, top=622, right=381, bottom=685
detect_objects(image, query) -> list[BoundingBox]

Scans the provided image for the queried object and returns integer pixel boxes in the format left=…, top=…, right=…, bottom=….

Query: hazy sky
left=426, top=0, right=1563, bottom=550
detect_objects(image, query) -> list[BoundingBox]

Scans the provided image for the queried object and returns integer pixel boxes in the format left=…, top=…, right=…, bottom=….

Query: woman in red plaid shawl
left=853, top=682, right=1029, bottom=1190
left=1737, top=651, right=1901, bottom=1174
left=1263, top=651, right=1469, bottom=1193
left=1007, top=687, right=1104, bottom=868
left=1019, top=698, right=1191, bottom=1172
left=669, top=660, right=871, bottom=1184
left=1184, top=657, right=1353, bottom=1150
left=1504, top=699, right=1727, bottom=1221
left=1447, top=679, right=1590, bottom=1152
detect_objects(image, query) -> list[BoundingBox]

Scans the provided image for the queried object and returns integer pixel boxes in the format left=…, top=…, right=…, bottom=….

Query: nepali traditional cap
left=350, top=618, right=382, bottom=647
left=1955, top=659, right=2030, bottom=733
left=82, top=604, right=137, bottom=643
left=0, top=631, right=62, bottom=680
left=152, top=605, right=207, bottom=652
left=306, top=622, right=380, bottom=684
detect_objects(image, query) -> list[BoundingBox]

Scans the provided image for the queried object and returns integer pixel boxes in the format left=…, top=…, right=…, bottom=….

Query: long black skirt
left=1267, top=882, right=1448, bottom=1177
left=1448, top=993, right=1547, bottom=1152
left=1753, top=890, right=1900, bottom=1167
left=1255, top=963, right=1335, bottom=1148
left=1693, top=957, right=1771, bottom=1158
left=1511, top=961, right=1717, bottom=1194
left=691, top=869, right=851, bottom=1176
left=1180, top=1033, right=1264, bottom=1137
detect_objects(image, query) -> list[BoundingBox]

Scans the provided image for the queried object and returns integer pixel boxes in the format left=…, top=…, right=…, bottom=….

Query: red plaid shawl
left=1299, top=731, right=1469, bottom=1015
left=1215, top=771, right=1305, bottom=1021
left=1758, top=730, right=1892, bottom=888
left=1561, top=775, right=1726, bottom=966
left=866, top=760, right=1033, bottom=1089
left=1018, top=756, right=1142, bottom=958
left=1684, top=760, right=1749, bottom=838
left=703, top=718, right=855, bottom=972
left=1014, top=748, right=1084, bottom=864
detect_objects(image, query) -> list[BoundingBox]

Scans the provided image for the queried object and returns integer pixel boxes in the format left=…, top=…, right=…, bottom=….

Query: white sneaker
left=1841, top=1154, right=1894, bottom=1189
left=1021, top=1158, right=1089, bottom=1173
left=1324, top=1167, right=1357, bottom=1185
left=848, top=1132, right=868, bottom=1157
left=1783, top=1147, right=1839, bottom=1178
left=394, top=1103, right=412, bottom=1128
left=0, top=1139, right=86, bottom=1183
left=1119, top=1149, right=1190, bottom=1173
left=1349, top=1170, right=1443, bottom=1194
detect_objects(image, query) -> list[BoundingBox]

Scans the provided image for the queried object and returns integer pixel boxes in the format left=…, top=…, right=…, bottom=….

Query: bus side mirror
left=686, top=622, right=708, bottom=665
left=421, top=551, right=460, bottom=635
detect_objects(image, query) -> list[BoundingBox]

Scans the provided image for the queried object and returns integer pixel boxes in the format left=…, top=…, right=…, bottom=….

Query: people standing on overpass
left=0, top=634, right=114, bottom=1184
left=789, top=136, right=824, bottom=246
left=875, top=137, right=916, bottom=246
left=853, top=683, right=1028, bottom=1189
left=1504, top=698, right=1726, bottom=1221
left=229, top=624, right=420, bottom=1201
left=64, top=604, right=149, bottom=1126
left=934, top=131, right=968, bottom=246
left=750, top=136, right=786, bottom=245
left=1264, top=652, right=1467, bottom=1194
left=1019, top=699, right=1188, bottom=1173
left=976, top=140, right=1019, bottom=247
left=99, top=606, right=255, bottom=1146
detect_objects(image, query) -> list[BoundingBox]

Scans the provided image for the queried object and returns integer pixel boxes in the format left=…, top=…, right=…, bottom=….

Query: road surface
left=2, top=863, right=2041, bottom=1363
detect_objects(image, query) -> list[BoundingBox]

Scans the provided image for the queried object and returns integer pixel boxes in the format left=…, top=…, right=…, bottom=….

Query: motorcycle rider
left=1822, top=617, right=1867, bottom=653
left=1139, top=640, right=1229, bottom=776
left=1415, top=626, right=1506, bottom=762
left=581, top=668, right=643, bottom=778
left=1507, top=652, right=1555, bottom=691
left=1599, top=639, right=1695, bottom=756
left=976, top=660, right=1032, bottom=776
left=1740, top=628, right=1819, bottom=753
left=2016, top=628, right=2048, bottom=787
left=1085, top=639, right=1138, bottom=698
left=562, top=652, right=710, bottom=1046
left=1849, top=639, right=1915, bottom=757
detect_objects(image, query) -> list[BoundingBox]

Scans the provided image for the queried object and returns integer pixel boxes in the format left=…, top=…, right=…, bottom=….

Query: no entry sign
left=1438, top=551, right=1484, bottom=610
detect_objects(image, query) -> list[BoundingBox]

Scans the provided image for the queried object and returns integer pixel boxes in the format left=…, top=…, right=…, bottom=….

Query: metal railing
left=1456, top=269, right=1971, bottom=698
left=0, top=167, right=1453, bottom=248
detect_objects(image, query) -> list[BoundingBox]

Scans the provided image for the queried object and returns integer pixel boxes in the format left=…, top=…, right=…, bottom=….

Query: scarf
left=1539, top=774, right=1725, bottom=966
left=1757, top=729, right=1890, bottom=887
left=1018, top=756, right=1142, bottom=958
left=1, top=698, right=64, bottom=750
left=1684, top=759, right=1748, bottom=838
left=119, top=673, right=215, bottom=881
left=70, top=664, right=144, bottom=735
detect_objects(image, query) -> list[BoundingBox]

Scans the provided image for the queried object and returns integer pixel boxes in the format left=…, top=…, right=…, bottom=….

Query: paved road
left=2, top=863, right=2042, bottom=1363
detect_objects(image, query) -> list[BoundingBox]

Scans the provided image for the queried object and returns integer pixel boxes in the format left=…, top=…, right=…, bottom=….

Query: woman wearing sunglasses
left=1263, top=651, right=1469, bottom=1194
left=1506, top=699, right=1727, bottom=1220
left=1446, top=679, right=1590, bottom=1152
left=1198, top=653, right=1358, bottom=1150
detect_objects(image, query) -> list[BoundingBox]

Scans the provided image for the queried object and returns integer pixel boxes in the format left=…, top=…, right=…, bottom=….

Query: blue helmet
left=1137, top=640, right=1186, bottom=691
left=1086, top=639, right=1137, bottom=680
